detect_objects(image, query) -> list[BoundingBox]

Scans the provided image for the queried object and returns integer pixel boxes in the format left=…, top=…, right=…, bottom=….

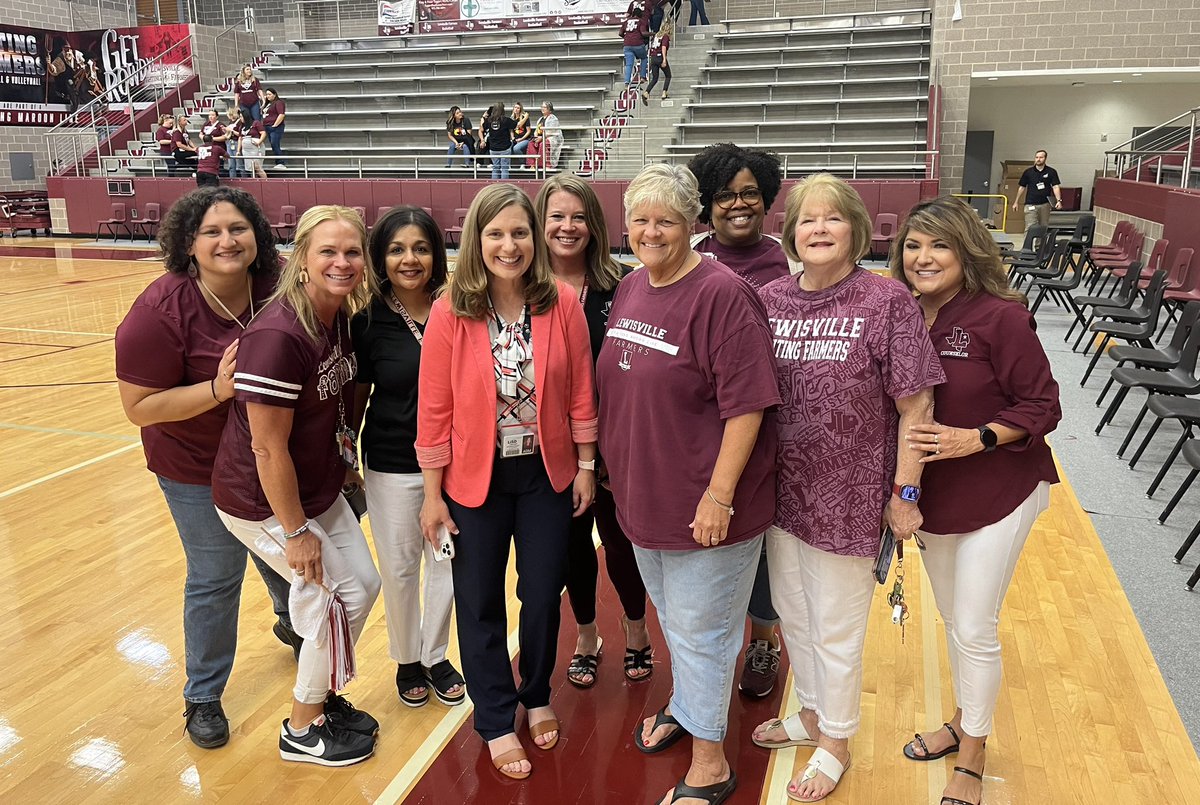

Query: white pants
left=918, top=481, right=1051, bottom=737
left=364, top=468, right=455, bottom=667
left=767, top=527, right=875, bottom=739
left=218, top=496, right=381, bottom=704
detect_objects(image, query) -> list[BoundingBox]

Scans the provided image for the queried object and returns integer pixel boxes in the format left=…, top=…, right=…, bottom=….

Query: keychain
left=886, top=540, right=910, bottom=642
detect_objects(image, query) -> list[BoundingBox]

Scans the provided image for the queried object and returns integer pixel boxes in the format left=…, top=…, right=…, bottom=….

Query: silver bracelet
left=282, top=522, right=311, bottom=540
left=706, top=487, right=734, bottom=517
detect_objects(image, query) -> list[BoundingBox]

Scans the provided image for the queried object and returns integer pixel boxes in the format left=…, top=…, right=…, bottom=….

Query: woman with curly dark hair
left=687, top=142, right=791, bottom=702
left=115, top=187, right=297, bottom=751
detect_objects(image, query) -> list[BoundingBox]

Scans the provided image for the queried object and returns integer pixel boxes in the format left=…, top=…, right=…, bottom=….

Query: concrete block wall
left=931, top=0, right=1200, bottom=195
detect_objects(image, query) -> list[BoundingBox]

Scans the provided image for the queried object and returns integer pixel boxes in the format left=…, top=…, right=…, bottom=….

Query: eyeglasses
left=712, top=187, right=763, bottom=208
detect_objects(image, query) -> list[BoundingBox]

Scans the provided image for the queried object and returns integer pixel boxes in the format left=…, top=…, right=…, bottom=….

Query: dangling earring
left=299, top=266, right=310, bottom=284
left=187, top=257, right=198, bottom=278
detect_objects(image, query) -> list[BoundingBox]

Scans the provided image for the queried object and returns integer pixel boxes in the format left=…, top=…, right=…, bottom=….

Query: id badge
left=500, top=422, right=538, bottom=458
left=337, top=427, right=360, bottom=470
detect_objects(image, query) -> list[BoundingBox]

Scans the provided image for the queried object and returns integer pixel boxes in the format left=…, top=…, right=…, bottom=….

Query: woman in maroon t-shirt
left=234, top=64, right=264, bottom=121
left=212, top=206, right=382, bottom=768
left=115, top=187, right=297, bottom=750
left=891, top=196, right=1061, bottom=805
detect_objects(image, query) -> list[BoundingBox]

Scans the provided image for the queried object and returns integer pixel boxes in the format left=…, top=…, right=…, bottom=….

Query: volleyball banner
left=0, top=23, right=191, bottom=127
left=392, top=0, right=627, bottom=35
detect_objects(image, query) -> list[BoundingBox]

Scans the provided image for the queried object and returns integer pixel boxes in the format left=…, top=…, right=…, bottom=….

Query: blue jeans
left=490, top=146, right=512, bottom=179
left=240, top=102, right=262, bottom=122
left=633, top=533, right=764, bottom=741
left=623, top=45, right=648, bottom=85
left=157, top=476, right=292, bottom=703
left=266, top=124, right=285, bottom=165
left=689, top=0, right=709, bottom=25
left=512, top=139, right=531, bottom=157
left=446, top=139, right=475, bottom=167
left=227, top=155, right=244, bottom=178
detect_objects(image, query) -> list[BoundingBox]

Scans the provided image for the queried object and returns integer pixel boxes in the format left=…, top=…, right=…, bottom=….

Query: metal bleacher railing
left=1102, top=107, right=1199, bottom=189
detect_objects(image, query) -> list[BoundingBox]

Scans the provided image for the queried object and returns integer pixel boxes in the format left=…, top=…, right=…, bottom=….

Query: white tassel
left=328, top=592, right=356, bottom=691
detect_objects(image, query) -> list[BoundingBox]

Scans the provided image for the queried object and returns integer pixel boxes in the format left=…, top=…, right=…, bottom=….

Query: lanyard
left=197, top=275, right=257, bottom=330
left=389, top=289, right=424, bottom=344
left=578, top=277, right=589, bottom=307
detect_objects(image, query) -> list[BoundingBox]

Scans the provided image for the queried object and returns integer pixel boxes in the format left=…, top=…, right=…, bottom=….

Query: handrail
left=1107, top=107, right=1200, bottom=153
left=1102, top=107, right=1199, bottom=188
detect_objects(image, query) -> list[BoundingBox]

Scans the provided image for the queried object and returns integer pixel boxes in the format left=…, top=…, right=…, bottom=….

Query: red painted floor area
left=403, top=579, right=789, bottom=805
left=0, top=244, right=156, bottom=260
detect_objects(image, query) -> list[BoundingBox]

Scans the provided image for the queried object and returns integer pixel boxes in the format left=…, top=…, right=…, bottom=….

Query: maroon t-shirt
left=650, top=32, right=670, bottom=58
left=597, top=257, right=781, bottom=550
left=920, top=291, right=1061, bottom=534
left=264, top=99, right=286, bottom=127
left=694, top=234, right=791, bottom=291
left=171, top=129, right=192, bottom=150
left=155, top=125, right=173, bottom=155
left=201, top=121, right=226, bottom=140
left=115, top=271, right=275, bottom=486
left=759, top=268, right=945, bottom=557
left=212, top=299, right=357, bottom=521
left=243, top=119, right=265, bottom=143
left=197, top=142, right=225, bottom=175
left=622, top=16, right=648, bottom=46
left=236, top=77, right=260, bottom=107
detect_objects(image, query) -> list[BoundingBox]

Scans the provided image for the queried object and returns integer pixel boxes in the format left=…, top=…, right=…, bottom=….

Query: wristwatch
left=577, top=459, right=596, bottom=471
left=892, top=483, right=921, bottom=503
left=978, top=425, right=998, bottom=453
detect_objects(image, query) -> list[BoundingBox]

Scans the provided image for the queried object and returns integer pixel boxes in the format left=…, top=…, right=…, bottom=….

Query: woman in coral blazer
left=416, top=183, right=597, bottom=781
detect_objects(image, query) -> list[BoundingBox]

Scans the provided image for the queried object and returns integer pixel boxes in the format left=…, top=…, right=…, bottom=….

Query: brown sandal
left=529, top=717, right=560, bottom=750
left=491, top=747, right=530, bottom=780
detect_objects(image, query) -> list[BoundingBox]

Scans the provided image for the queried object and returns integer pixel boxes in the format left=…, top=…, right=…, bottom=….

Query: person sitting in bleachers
left=202, top=109, right=229, bottom=146
left=525, top=102, right=564, bottom=172
left=445, top=106, right=476, bottom=168
left=511, top=103, right=534, bottom=163
left=172, top=114, right=199, bottom=175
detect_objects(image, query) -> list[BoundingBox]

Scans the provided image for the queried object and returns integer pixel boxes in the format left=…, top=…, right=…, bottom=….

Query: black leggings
left=565, top=483, right=647, bottom=625
left=647, top=57, right=672, bottom=93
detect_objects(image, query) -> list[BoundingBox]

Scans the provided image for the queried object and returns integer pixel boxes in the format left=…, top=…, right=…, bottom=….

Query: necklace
left=388, top=288, right=425, bottom=344
left=197, top=275, right=256, bottom=330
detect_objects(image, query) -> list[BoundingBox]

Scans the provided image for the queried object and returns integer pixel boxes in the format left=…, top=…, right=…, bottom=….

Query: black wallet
left=342, top=483, right=368, bottom=521
left=873, top=526, right=897, bottom=585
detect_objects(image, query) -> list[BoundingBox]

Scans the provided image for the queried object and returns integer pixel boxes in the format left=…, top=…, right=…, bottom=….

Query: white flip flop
left=751, top=712, right=818, bottom=750
left=787, top=747, right=850, bottom=803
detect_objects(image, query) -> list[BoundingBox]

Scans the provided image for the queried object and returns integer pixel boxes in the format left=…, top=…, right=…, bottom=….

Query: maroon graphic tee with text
left=759, top=267, right=945, bottom=557
left=212, top=299, right=356, bottom=521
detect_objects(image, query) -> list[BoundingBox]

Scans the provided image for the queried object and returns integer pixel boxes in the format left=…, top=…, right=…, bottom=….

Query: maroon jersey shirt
left=694, top=234, right=790, bottom=291
left=236, top=77, right=260, bottom=107
left=264, top=99, right=286, bottom=127
left=212, top=299, right=357, bottom=521
left=115, top=271, right=275, bottom=486
left=155, top=125, right=173, bottom=155
left=759, top=268, right=945, bottom=557
left=170, top=129, right=191, bottom=150
left=597, top=257, right=781, bottom=550
left=920, top=291, right=1061, bottom=534
left=196, top=142, right=225, bottom=175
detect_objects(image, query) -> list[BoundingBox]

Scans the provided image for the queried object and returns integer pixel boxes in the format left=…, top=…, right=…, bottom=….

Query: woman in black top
left=532, top=174, right=652, bottom=688
left=444, top=106, right=475, bottom=168
left=482, top=102, right=518, bottom=180
left=352, top=206, right=466, bottom=708
left=511, top=102, right=534, bottom=162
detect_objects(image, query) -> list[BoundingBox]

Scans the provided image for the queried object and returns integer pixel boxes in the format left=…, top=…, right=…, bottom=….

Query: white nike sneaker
left=278, top=715, right=375, bottom=766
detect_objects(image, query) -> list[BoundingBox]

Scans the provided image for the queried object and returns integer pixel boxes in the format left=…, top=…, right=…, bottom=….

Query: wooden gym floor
left=1, top=239, right=1198, bottom=803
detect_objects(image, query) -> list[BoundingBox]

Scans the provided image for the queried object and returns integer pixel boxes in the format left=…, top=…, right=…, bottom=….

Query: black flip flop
left=903, top=722, right=961, bottom=761
left=633, top=706, right=688, bottom=754
left=656, top=771, right=737, bottom=805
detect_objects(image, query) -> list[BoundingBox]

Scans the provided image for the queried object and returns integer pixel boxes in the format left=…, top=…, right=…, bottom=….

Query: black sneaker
left=278, top=716, right=375, bottom=766
left=324, top=693, right=379, bottom=736
left=183, top=700, right=230, bottom=748
left=272, top=618, right=303, bottom=662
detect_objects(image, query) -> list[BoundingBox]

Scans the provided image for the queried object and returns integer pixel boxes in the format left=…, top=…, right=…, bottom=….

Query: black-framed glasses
left=712, top=187, right=762, bottom=208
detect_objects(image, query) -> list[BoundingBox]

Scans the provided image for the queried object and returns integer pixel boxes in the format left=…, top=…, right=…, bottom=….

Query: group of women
left=116, top=141, right=1060, bottom=805
left=444, top=101, right=564, bottom=176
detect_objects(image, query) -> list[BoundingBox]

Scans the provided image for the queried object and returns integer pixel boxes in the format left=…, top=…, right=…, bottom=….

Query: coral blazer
left=416, top=280, right=598, bottom=508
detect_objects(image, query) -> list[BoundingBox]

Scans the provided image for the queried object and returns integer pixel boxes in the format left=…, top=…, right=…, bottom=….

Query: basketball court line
left=0, top=443, right=139, bottom=500
left=0, top=422, right=139, bottom=443
left=0, top=326, right=115, bottom=338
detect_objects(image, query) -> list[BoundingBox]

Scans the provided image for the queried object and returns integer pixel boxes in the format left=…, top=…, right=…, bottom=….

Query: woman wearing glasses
left=688, top=143, right=791, bottom=702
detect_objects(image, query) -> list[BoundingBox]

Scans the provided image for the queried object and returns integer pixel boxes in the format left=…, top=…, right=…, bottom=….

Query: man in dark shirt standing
left=1011, top=149, right=1062, bottom=230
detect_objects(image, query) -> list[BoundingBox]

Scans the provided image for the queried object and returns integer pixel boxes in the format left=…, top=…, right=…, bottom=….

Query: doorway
left=963, top=130, right=995, bottom=223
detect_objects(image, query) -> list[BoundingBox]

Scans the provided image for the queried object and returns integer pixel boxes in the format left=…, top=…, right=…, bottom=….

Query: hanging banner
left=0, top=23, right=192, bottom=127
left=391, top=0, right=628, bottom=35
left=378, top=1, right=418, bottom=36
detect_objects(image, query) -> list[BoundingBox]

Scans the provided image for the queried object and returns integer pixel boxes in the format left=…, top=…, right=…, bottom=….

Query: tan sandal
left=529, top=717, right=560, bottom=750
left=491, top=747, right=530, bottom=780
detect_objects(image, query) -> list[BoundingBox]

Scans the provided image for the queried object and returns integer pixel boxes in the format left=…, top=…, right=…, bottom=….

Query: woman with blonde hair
left=212, top=205, right=383, bottom=767
left=891, top=196, right=1060, bottom=805
left=597, top=163, right=780, bottom=805
left=533, top=174, right=651, bottom=688
left=751, top=174, right=943, bottom=802
left=417, top=184, right=597, bottom=779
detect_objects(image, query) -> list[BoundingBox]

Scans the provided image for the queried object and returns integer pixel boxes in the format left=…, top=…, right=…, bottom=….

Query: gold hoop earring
left=298, top=267, right=310, bottom=284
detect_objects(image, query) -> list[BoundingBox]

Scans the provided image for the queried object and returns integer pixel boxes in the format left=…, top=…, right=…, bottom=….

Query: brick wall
left=931, top=0, right=1200, bottom=194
